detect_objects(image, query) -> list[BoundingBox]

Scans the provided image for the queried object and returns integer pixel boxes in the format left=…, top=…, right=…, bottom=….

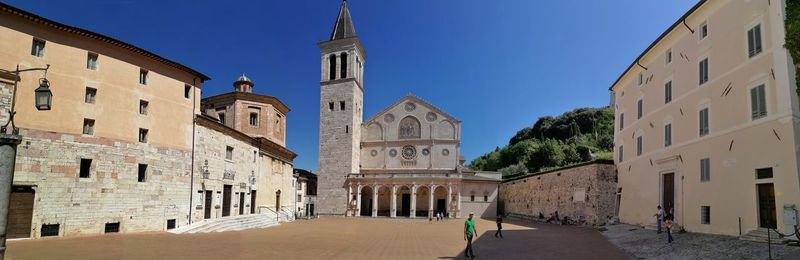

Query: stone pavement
left=602, top=223, right=800, bottom=259
left=6, top=217, right=627, bottom=260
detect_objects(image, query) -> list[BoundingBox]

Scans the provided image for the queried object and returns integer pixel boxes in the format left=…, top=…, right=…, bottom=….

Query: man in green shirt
left=463, top=212, right=477, bottom=258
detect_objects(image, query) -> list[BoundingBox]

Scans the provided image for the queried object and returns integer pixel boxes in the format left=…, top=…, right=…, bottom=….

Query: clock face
left=401, top=145, right=417, bottom=160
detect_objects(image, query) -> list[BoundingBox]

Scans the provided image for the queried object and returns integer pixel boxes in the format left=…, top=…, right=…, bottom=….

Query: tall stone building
left=0, top=2, right=208, bottom=238
left=316, top=1, right=500, bottom=218
left=0, top=2, right=298, bottom=238
left=317, top=0, right=365, bottom=215
left=611, top=0, right=799, bottom=237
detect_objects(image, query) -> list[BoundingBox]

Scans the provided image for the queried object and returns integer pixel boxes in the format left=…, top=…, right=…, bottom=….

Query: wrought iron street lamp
left=34, top=78, right=52, bottom=111
left=0, top=64, right=51, bottom=259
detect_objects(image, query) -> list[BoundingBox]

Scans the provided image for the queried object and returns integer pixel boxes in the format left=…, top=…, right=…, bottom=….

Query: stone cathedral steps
left=169, top=214, right=279, bottom=234
left=740, top=228, right=784, bottom=243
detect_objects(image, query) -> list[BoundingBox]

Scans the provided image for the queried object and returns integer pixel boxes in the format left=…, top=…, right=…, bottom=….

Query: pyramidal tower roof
left=329, top=0, right=357, bottom=41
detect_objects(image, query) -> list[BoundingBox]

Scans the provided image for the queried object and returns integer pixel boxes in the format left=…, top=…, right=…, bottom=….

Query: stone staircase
left=169, top=213, right=279, bottom=234
left=740, top=228, right=783, bottom=243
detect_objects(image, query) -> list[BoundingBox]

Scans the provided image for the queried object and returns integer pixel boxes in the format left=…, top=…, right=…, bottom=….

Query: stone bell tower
left=317, top=0, right=366, bottom=215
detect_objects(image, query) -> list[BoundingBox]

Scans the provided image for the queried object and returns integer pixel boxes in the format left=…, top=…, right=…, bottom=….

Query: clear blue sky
left=6, top=0, right=698, bottom=170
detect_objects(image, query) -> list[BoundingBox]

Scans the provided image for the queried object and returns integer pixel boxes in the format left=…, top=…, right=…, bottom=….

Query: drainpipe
left=188, top=77, right=198, bottom=224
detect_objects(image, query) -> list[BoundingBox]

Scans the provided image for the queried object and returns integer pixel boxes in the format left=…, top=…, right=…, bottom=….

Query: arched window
left=398, top=116, right=421, bottom=139
left=340, top=52, right=348, bottom=79
left=329, top=54, right=337, bottom=81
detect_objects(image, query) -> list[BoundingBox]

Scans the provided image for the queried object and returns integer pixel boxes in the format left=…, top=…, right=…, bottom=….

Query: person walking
left=665, top=208, right=674, bottom=243
left=653, top=205, right=664, bottom=234
left=464, top=212, right=477, bottom=259
left=495, top=215, right=503, bottom=238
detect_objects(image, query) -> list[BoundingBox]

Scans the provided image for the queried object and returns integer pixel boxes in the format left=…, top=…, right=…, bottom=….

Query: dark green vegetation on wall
left=469, top=107, right=614, bottom=177
left=788, top=0, right=800, bottom=95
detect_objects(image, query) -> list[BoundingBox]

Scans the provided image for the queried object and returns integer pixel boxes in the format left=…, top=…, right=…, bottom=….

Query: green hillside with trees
left=469, top=107, right=614, bottom=177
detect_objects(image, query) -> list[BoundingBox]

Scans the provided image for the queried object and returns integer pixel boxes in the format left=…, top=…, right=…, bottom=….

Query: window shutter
left=755, top=25, right=762, bottom=55
left=751, top=87, right=759, bottom=118
left=748, top=29, right=755, bottom=56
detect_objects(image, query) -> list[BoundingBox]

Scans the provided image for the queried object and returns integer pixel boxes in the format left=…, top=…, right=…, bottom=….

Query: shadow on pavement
left=444, top=220, right=629, bottom=260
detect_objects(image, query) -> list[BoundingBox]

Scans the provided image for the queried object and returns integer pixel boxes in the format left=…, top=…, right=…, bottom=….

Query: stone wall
left=500, top=161, right=617, bottom=226
left=13, top=128, right=192, bottom=238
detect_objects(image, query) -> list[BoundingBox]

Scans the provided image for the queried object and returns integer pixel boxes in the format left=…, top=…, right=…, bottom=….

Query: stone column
left=346, top=185, right=352, bottom=217
left=372, top=185, right=378, bottom=217
left=356, top=184, right=362, bottom=217
left=456, top=191, right=461, bottom=218
left=390, top=185, right=397, bottom=218
left=428, top=185, right=434, bottom=217
left=410, top=185, right=417, bottom=218
left=446, top=185, right=452, bottom=218
left=0, top=134, right=21, bottom=259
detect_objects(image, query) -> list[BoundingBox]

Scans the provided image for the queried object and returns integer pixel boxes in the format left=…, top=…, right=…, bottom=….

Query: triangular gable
left=364, top=94, right=461, bottom=125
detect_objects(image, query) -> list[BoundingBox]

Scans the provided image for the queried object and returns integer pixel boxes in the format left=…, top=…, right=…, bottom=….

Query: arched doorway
left=378, top=186, right=391, bottom=217
left=434, top=186, right=448, bottom=217
left=415, top=186, right=430, bottom=218
left=396, top=186, right=411, bottom=217
left=360, top=186, right=373, bottom=217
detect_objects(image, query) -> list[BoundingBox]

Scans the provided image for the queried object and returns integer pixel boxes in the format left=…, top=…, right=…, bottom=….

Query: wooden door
left=250, top=190, right=257, bottom=214
left=8, top=186, right=34, bottom=239
left=204, top=190, right=212, bottom=219
left=662, top=173, right=675, bottom=212
left=239, top=192, right=245, bottom=215
left=758, top=183, right=777, bottom=228
left=222, top=185, right=232, bottom=217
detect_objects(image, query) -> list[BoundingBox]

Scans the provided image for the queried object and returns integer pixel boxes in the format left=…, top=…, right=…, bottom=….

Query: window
left=747, top=24, right=763, bottom=58
left=619, top=113, right=625, bottom=130
left=340, top=52, right=348, bottom=79
left=664, top=124, right=672, bottom=147
left=276, top=114, right=282, bottom=133
left=226, top=146, right=234, bottom=160
left=139, top=100, right=149, bottom=115
left=699, top=58, right=709, bottom=85
left=664, top=81, right=672, bottom=104
left=83, top=119, right=95, bottom=135
left=329, top=54, right=337, bottom=80
left=166, top=219, right=176, bottom=230
left=636, top=136, right=643, bottom=156
left=699, top=108, right=709, bottom=136
left=139, top=69, right=148, bottom=85
left=138, top=128, right=148, bottom=143
left=41, top=224, right=59, bottom=237
left=104, top=222, right=120, bottom=233
left=345, top=125, right=349, bottom=134
left=701, top=206, right=711, bottom=224
left=253, top=151, right=257, bottom=163
left=699, top=21, right=708, bottom=40
left=756, top=168, right=773, bottom=179
left=700, top=158, right=710, bottom=182
left=297, top=194, right=302, bottom=202
left=31, top=39, right=45, bottom=57
left=249, top=112, right=258, bottom=127
left=484, top=195, right=488, bottom=202
left=750, top=84, right=767, bottom=120
left=666, top=49, right=672, bottom=64
left=470, top=195, right=475, bottom=202
left=87, top=53, right=98, bottom=70
left=638, top=72, right=643, bottom=86
left=618, top=146, right=624, bottom=163
left=637, top=99, right=643, bottom=119
left=138, top=164, right=147, bottom=182
left=217, top=111, right=226, bottom=124
left=85, top=87, right=97, bottom=104
left=328, top=102, right=334, bottom=111
left=184, top=85, right=191, bottom=99
left=340, top=101, right=345, bottom=111
left=80, top=159, right=92, bottom=178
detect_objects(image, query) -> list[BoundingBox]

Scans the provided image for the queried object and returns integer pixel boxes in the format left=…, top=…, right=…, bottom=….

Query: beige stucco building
left=315, top=1, right=500, bottom=219
left=612, top=0, right=799, bottom=237
left=0, top=2, right=298, bottom=238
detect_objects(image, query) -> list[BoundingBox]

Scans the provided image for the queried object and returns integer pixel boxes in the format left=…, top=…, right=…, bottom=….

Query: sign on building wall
left=573, top=189, right=586, bottom=202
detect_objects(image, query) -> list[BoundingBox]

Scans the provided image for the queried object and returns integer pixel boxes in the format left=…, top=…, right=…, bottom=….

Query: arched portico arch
left=360, top=186, right=373, bottom=217
left=415, top=186, right=430, bottom=218
left=377, top=186, right=391, bottom=216
left=433, top=186, right=448, bottom=217
left=396, top=185, right=411, bottom=217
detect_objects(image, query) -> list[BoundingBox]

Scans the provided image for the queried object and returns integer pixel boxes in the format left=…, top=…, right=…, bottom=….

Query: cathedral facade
left=316, top=1, right=500, bottom=219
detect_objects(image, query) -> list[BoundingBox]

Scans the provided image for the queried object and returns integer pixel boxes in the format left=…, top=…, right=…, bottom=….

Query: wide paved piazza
left=7, top=218, right=628, bottom=260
